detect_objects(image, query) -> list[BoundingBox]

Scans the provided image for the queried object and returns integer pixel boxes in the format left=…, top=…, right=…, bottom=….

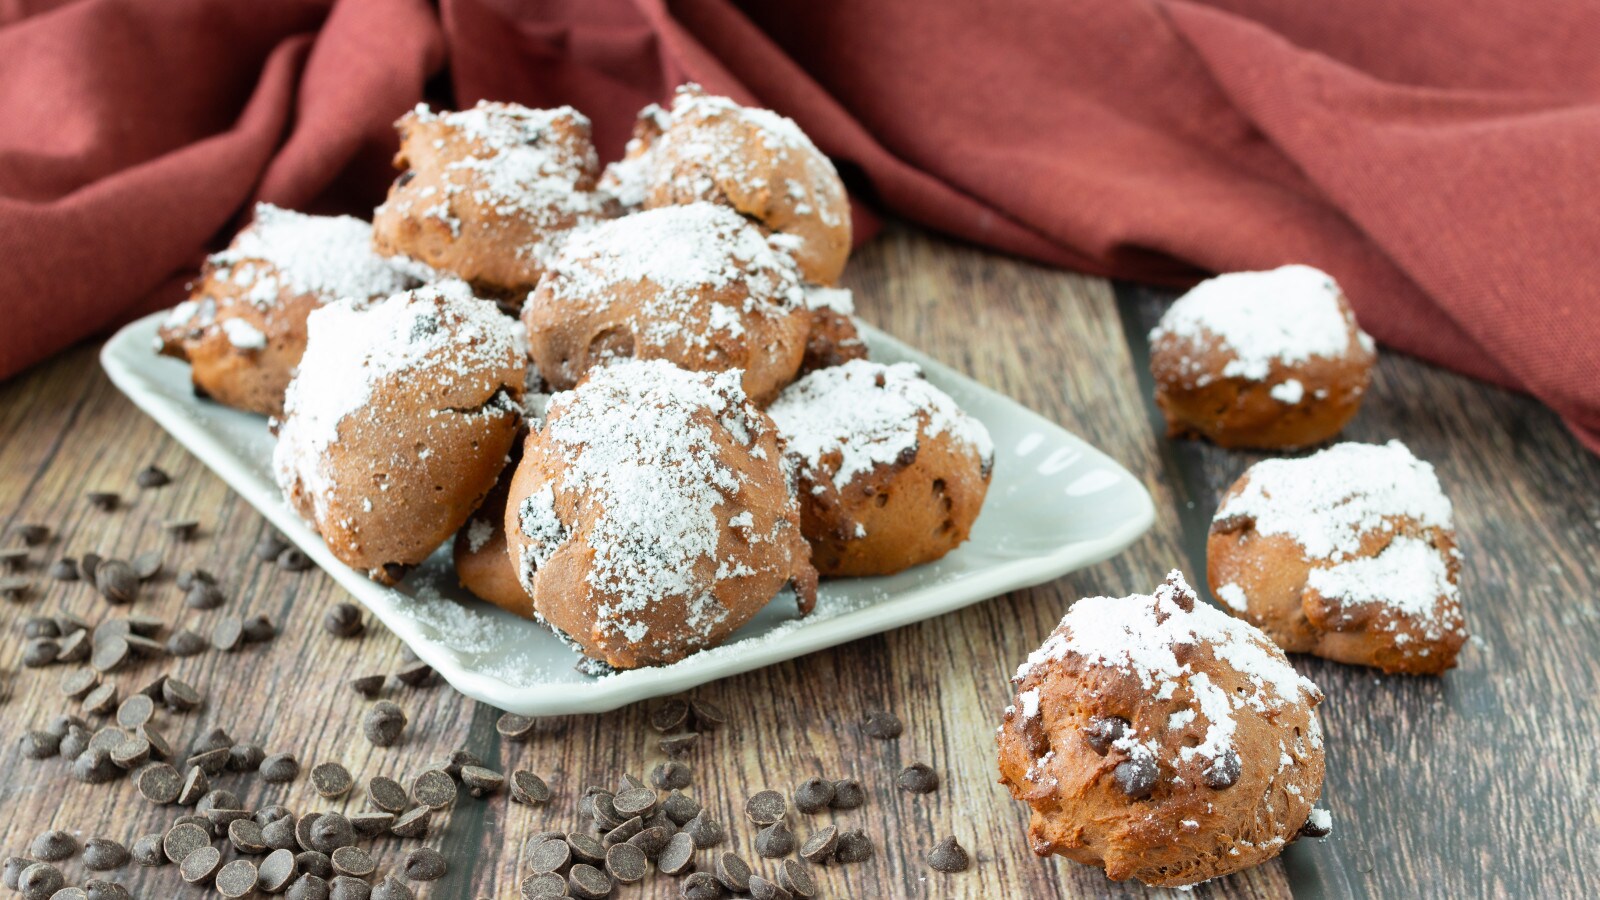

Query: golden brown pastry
left=157, top=204, right=418, bottom=416
left=502, top=359, right=817, bottom=670
left=998, top=571, right=1328, bottom=888
left=798, top=285, right=868, bottom=375
left=453, top=437, right=532, bottom=618
left=520, top=202, right=811, bottom=406
left=1148, top=265, right=1376, bottom=449
left=273, top=281, right=526, bottom=584
left=601, top=84, right=851, bottom=285
left=767, top=360, right=993, bottom=576
left=1207, top=440, right=1467, bottom=674
left=372, top=102, right=614, bottom=297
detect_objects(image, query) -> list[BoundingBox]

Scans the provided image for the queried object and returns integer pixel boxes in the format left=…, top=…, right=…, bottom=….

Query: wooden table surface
left=2, top=224, right=1597, bottom=900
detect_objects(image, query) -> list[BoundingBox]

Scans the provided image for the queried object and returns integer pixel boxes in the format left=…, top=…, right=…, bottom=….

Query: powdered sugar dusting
left=1214, top=441, right=1453, bottom=562
left=768, top=359, right=994, bottom=489
left=802, top=285, right=855, bottom=314
left=1149, top=265, right=1369, bottom=381
left=1307, top=535, right=1459, bottom=636
left=210, top=204, right=413, bottom=306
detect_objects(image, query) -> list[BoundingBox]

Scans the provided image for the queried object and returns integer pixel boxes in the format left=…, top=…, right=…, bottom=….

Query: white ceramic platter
left=102, top=312, right=1153, bottom=715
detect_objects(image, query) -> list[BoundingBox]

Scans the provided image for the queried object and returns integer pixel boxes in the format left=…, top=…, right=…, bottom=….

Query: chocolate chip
left=364, top=700, right=407, bottom=746
left=90, top=635, right=131, bottom=672
left=1114, top=755, right=1158, bottom=800
left=131, top=550, right=162, bottom=581
left=49, top=558, right=79, bottom=581
left=366, top=775, right=408, bottom=812
left=461, top=765, right=504, bottom=798
left=79, top=552, right=102, bottom=582
left=185, top=582, right=224, bottom=610
left=1084, top=715, right=1130, bottom=755
left=288, top=874, right=331, bottom=900
left=322, top=602, right=364, bottom=638
left=777, top=859, right=815, bottom=897
left=401, top=846, right=446, bottom=881
left=160, top=677, right=201, bottom=712
left=86, top=879, right=133, bottom=900
left=412, top=769, right=456, bottom=809
left=30, top=830, right=77, bottom=861
left=177, top=765, right=211, bottom=805
left=610, top=786, right=655, bottom=820
left=261, top=753, right=300, bottom=783
left=520, top=872, right=567, bottom=899
left=394, top=660, right=433, bottom=686
left=61, top=670, right=100, bottom=703
left=164, top=519, right=200, bottom=541
left=680, top=871, right=722, bottom=900
left=708, top=850, right=750, bottom=891
left=294, top=851, right=331, bottom=879
left=328, top=875, right=371, bottom=900
left=129, top=834, right=164, bottom=867
left=597, top=846, right=641, bottom=887
left=926, top=835, right=971, bottom=872
left=604, top=816, right=644, bottom=849
left=757, top=821, right=796, bottom=859
left=254, top=534, right=288, bottom=561
left=57, top=629, right=90, bottom=663
left=746, top=789, right=787, bottom=825
left=1299, top=810, right=1333, bottom=839
left=95, top=559, right=138, bottom=604
left=257, top=849, right=297, bottom=892
left=12, top=524, right=49, bottom=546
left=2, top=856, right=29, bottom=890
left=829, top=779, right=866, bottom=809
left=59, top=723, right=92, bottom=759
left=159, top=629, right=202, bottom=656
left=229, top=742, right=265, bottom=772
left=277, top=547, right=313, bottom=572
left=437, top=748, right=482, bottom=778
left=689, top=697, right=727, bottom=730
left=192, top=727, right=232, bottom=753
left=897, top=762, right=940, bottom=794
left=210, top=615, right=243, bottom=651
left=22, top=637, right=58, bottom=667
left=661, top=790, right=701, bottom=825
left=307, top=761, right=353, bottom=798
left=87, top=491, right=120, bottom=511
left=658, top=731, right=699, bottom=755
left=228, top=819, right=267, bottom=854
left=162, top=822, right=210, bottom=864
left=136, top=465, right=171, bottom=488
left=115, top=693, right=154, bottom=728
left=136, top=762, right=181, bottom=803
left=331, top=846, right=376, bottom=879
left=309, top=812, right=356, bottom=853
left=649, top=698, right=689, bottom=733
left=389, top=807, right=431, bottom=839
left=657, top=832, right=695, bottom=875
left=206, top=858, right=255, bottom=898
left=0, top=575, right=31, bottom=601
left=644, top=760, right=689, bottom=792
left=196, top=786, right=241, bottom=814
left=510, top=770, right=550, bottom=806
left=833, top=828, right=874, bottom=864
left=350, top=674, right=386, bottom=697
left=187, top=747, right=230, bottom=776
left=526, top=838, right=570, bottom=875
left=262, top=817, right=298, bottom=852
left=684, top=810, right=725, bottom=848
left=862, top=709, right=902, bottom=739
left=565, top=832, right=605, bottom=864
left=628, top=826, right=671, bottom=860
left=496, top=712, right=536, bottom=741
left=566, top=863, right=610, bottom=900
left=19, top=729, right=60, bottom=759
left=350, top=813, right=393, bottom=839
left=790, top=777, right=834, bottom=814
left=110, top=735, right=151, bottom=769
left=17, top=863, right=64, bottom=900
left=83, top=682, right=119, bottom=715
left=180, top=845, right=222, bottom=884
left=24, top=616, right=58, bottom=638
left=1202, top=748, right=1242, bottom=789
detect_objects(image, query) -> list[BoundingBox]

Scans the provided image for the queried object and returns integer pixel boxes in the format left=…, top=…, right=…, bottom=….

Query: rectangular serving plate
left=102, top=312, right=1153, bottom=715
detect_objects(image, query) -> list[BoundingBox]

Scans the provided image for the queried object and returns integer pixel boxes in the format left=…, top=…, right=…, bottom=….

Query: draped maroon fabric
left=2, top=0, right=1597, bottom=451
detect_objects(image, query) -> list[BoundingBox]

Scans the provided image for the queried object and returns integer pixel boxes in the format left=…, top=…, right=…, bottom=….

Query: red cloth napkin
left=3, top=0, right=1597, bottom=452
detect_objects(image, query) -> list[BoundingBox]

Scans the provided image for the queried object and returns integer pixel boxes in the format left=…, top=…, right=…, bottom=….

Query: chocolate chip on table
left=680, top=871, right=723, bottom=900
left=367, top=776, right=409, bottom=812
left=277, top=548, right=313, bottom=571
left=684, top=810, right=725, bottom=848
left=297, top=849, right=332, bottom=878
left=350, top=674, right=386, bottom=697
left=130, top=834, right=164, bottom=867
left=322, top=602, right=365, bottom=638
left=777, top=859, right=817, bottom=897
left=95, top=559, right=139, bottom=604
left=1083, top=714, right=1131, bottom=755
left=658, top=731, right=699, bottom=756
left=1114, top=754, right=1157, bottom=800
left=715, top=850, right=752, bottom=892
left=628, top=826, right=670, bottom=860
left=613, top=786, right=657, bottom=819
left=257, top=849, right=297, bottom=893
left=178, top=765, right=213, bottom=805
left=263, top=816, right=298, bottom=853
left=49, top=558, right=79, bottom=581
left=898, top=762, right=940, bottom=794
left=24, top=616, right=58, bottom=638
left=520, top=872, right=567, bottom=899
left=394, top=660, right=433, bottom=687
left=83, top=682, right=119, bottom=715
left=328, top=874, right=371, bottom=900
left=20, top=729, right=61, bottom=759
left=496, top=712, right=536, bottom=741
left=649, top=698, right=689, bottom=733
left=210, top=616, right=244, bottom=651
left=927, top=835, right=971, bottom=873
left=137, top=762, right=182, bottom=804
left=3, top=856, right=30, bottom=889
left=1299, top=809, right=1334, bottom=839
left=401, top=846, right=447, bottom=881
left=22, top=638, right=58, bottom=667
left=829, top=779, right=866, bottom=809
left=254, top=534, right=288, bottom=562
left=164, top=519, right=200, bottom=541
left=1202, top=748, right=1242, bottom=789
left=131, top=549, right=163, bottom=581
left=411, top=769, right=456, bottom=809
left=162, top=822, right=211, bottom=864
left=89, top=635, right=131, bottom=673
left=350, top=813, right=394, bottom=839
left=309, top=812, right=357, bottom=853
left=192, top=727, right=233, bottom=755
left=462, top=765, right=505, bottom=797
left=363, top=701, right=407, bottom=747
left=86, top=879, right=134, bottom=900
left=833, top=828, right=874, bottom=864
left=599, top=842, right=645, bottom=885
left=799, top=826, right=838, bottom=864
left=509, top=770, right=550, bottom=806
left=17, top=862, right=64, bottom=900
left=862, top=709, right=903, bottom=739
left=565, top=862, right=611, bottom=899
left=116, top=693, right=155, bottom=728
left=184, top=583, right=224, bottom=610
left=110, top=735, right=151, bottom=769
left=188, top=747, right=231, bottom=776
left=525, top=838, right=570, bottom=875
left=30, top=829, right=78, bottom=862
left=161, top=677, right=202, bottom=712
left=603, top=816, right=643, bottom=849
left=79, top=552, right=102, bottom=582
left=757, top=821, right=796, bottom=859
left=261, top=753, right=300, bottom=783
left=791, top=777, right=834, bottom=814
left=688, top=697, right=727, bottom=730
left=331, top=846, right=377, bottom=879
left=746, top=789, right=787, bottom=825
left=229, top=819, right=267, bottom=855
left=229, top=742, right=265, bottom=772
left=661, top=790, right=701, bottom=826
left=215, top=859, right=258, bottom=899
left=136, top=465, right=171, bottom=488
left=86, top=491, right=121, bottom=511
left=389, top=807, right=431, bottom=840
left=371, top=875, right=414, bottom=900
left=180, top=844, right=223, bottom=884
left=750, top=875, right=794, bottom=900
left=650, top=760, right=692, bottom=791
left=11, top=523, right=49, bottom=546
left=311, top=762, right=355, bottom=798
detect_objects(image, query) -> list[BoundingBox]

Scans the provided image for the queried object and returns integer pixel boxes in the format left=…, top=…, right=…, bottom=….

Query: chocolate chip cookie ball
left=520, top=202, right=811, bottom=406
left=274, top=281, right=526, bottom=584
left=768, top=360, right=993, bottom=576
left=602, top=84, right=851, bottom=285
left=998, top=571, right=1327, bottom=888
left=503, top=359, right=817, bottom=670
left=1208, top=440, right=1467, bottom=674
left=1148, top=265, right=1375, bottom=449
left=158, top=204, right=418, bottom=416
left=373, top=102, right=614, bottom=297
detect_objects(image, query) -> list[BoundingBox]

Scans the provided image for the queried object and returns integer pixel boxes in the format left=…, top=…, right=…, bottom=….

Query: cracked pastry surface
left=768, top=360, right=992, bottom=577
left=502, top=359, right=817, bottom=670
left=157, top=204, right=418, bottom=416
left=1148, top=265, right=1375, bottom=449
left=1208, top=440, right=1467, bottom=674
left=273, top=281, right=525, bottom=584
left=997, top=571, right=1327, bottom=888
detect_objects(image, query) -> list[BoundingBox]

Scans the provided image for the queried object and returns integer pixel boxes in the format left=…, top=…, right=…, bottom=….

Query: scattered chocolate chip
left=193, top=727, right=232, bottom=754
left=757, top=821, right=796, bottom=859
left=862, top=709, right=903, bottom=739
left=1084, top=715, right=1131, bottom=755
left=746, top=789, right=787, bottom=825
left=184, top=582, right=224, bottom=610
left=927, top=835, right=971, bottom=873
left=214, top=859, right=257, bottom=898
left=834, top=828, right=874, bottom=864
left=164, top=519, right=200, bottom=541
left=116, top=693, right=155, bottom=728
left=648, top=760, right=691, bottom=791
left=791, top=777, right=834, bottom=814
left=89, top=635, right=130, bottom=673
left=526, top=838, right=570, bottom=875
left=371, top=875, right=414, bottom=900
left=210, top=616, right=243, bottom=651
left=604, top=817, right=644, bottom=849
left=350, top=813, right=393, bottom=839
left=86, top=879, right=133, bottom=900
left=510, top=770, right=550, bottom=806
left=1114, top=755, right=1158, bottom=800
left=286, top=874, right=330, bottom=900
left=661, top=790, right=701, bottom=826
left=187, top=747, right=230, bottom=777
left=411, top=769, right=456, bottom=809
left=394, top=660, right=433, bottom=686
left=179, top=845, right=222, bottom=884
left=1299, top=810, right=1334, bottom=838
left=349, top=674, right=386, bottom=697
left=657, top=832, right=695, bottom=876
left=110, top=735, right=151, bottom=769
left=160, top=678, right=202, bottom=713
left=520, top=872, right=566, bottom=899
left=309, top=761, right=354, bottom=798
left=229, top=742, right=265, bottom=772
left=86, top=491, right=121, bottom=511
left=366, top=775, right=408, bottom=812
left=777, top=858, right=815, bottom=896
left=262, top=817, right=298, bottom=853
left=12, top=524, right=49, bottom=546
left=684, top=811, right=725, bottom=848
left=608, top=786, right=654, bottom=820
left=752, top=875, right=794, bottom=900
left=496, top=712, right=536, bottom=741
left=79, top=552, right=102, bottom=582
left=1202, top=748, right=1242, bottom=789
left=400, top=846, right=446, bottom=881
left=1, top=549, right=31, bottom=575
left=363, top=701, right=407, bottom=747
left=658, top=731, right=699, bottom=756
left=277, top=547, right=313, bottom=572
left=649, top=698, right=689, bottom=733
left=799, top=826, right=837, bottom=864
left=228, top=819, right=267, bottom=855
left=136, top=465, right=171, bottom=488
left=829, top=779, right=866, bottom=809
left=389, top=807, right=431, bottom=840
left=17, top=863, right=64, bottom=900
left=131, top=549, right=163, bottom=581
left=321, top=602, right=365, bottom=638
left=59, top=724, right=92, bottom=759
left=162, top=822, right=211, bottom=864
left=257, top=849, right=297, bottom=893
left=30, top=830, right=78, bottom=862
left=49, top=558, right=79, bottom=581
left=437, top=748, right=482, bottom=779
left=462, top=765, right=505, bottom=797
left=2, top=856, right=29, bottom=890
left=254, top=534, right=288, bottom=561
left=0, top=575, right=31, bottom=601
left=24, top=616, right=58, bottom=638
left=628, top=826, right=671, bottom=860
left=136, top=762, right=181, bottom=803
left=328, top=874, right=370, bottom=900
left=158, top=629, right=201, bottom=656
left=82, top=682, right=119, bottom=715
left=897, top=762, right=940, bottom=794
left=22, top=637, right=58, bottom=667
left=129, top=834, right=165, bottom=868
left=689, top=697, right=727, bottom=730
left=260, top=753, right=300, bottom=783
left=565, top=831, right=606, bottom=865
left=95, top=559, right=138, bottom=604
left=56, top=629, right=91, bottom=663
left=331, top=846, right=377, bottom=879
left=177, top=766, right=212, bottom=805
left=20, top=729, right=61, bottom=759
left=290, top=852, right=329, bottom=881
left=309, top=813, right=356, bottom=854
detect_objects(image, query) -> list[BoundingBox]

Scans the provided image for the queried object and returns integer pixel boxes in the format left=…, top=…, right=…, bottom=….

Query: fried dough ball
left=1208, top=441, right=1467, bottom=674
left=520, top=202, right=810, bottom=406
left=273, top=282, right=526, bottom=584
left=1148, top=265, right=1375, bottom=449
left=768, top=360, right=993, bottom=576
left=601, top=84, right=851, bottom=285
left=453, top=437, right=533, bottom=618
left=503, top=359, right=817, bottom=670
left=157, top=204, right=418, bottom=416
left=998, top=571, right=1328, bottom=888
left=372, top=102, right=614, bottom=297
left=798, top=285, right=868, bottom=375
